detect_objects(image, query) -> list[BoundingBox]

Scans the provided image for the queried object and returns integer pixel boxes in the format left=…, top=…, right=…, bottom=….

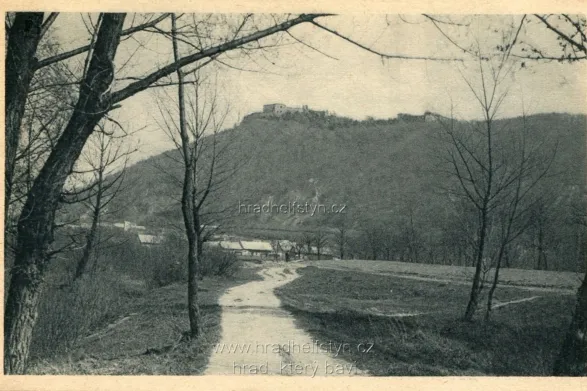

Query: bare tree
left=293, top=240, right=305, bottom=260
left=5, top=13, right=45, bottom=219
left=1, top=10, right=494, bottom=374
left=70, top=124, right=136, bottom=281
left=299, top=231, right=315, bottom=259
left=4, top=13, right=170, bottom=220
left=157, top=14, right=240, bottom=337
left=4, top=14, right=127, bottom=374
left=553, top=183, right=587, bottom=376
left=436, top=198, right=477, bottom=266
left=525, top=195, right=562, bottom=271
left=5, top=30, right=78, bottom=264
left=441, top=61, right=556, bottom=322
left=429, top=13, right=586, bottom=372
left=313, top=229, right=329, bottom=260
left=437, top=28, right=526, bottom=321
left=483, top=113, right=557, bottom=321
left=359, top=222, right=387, bottom=261
left=172, top=12, right=198, bottom=338
left=4, top=13, right=328, bottom=372
left=397, top=202, right=422, bottom=263
left=332, top=214, right=350, bottom=260
left=270, top=240, right=281, bottom=261
left=517, top=15, right=586, bottom=62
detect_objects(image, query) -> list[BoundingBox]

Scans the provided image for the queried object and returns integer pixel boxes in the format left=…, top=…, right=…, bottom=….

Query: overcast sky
left=51, top=13, right=586, bottom=163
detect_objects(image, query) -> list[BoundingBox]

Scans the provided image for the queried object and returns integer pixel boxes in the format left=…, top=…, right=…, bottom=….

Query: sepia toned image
left=2, top=10, right=587, bottom=382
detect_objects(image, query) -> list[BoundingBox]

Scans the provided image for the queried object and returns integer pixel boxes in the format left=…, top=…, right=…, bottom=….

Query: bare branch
left=35, top=13, right=172, bottom=69
left=311, top=20, right=465, bottom=62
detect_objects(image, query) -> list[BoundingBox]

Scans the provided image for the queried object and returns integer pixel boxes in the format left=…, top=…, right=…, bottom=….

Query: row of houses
left=137, top=234, right=334, bottom=261
left=206, top=240, right=273, bottom=257
left=64, top=218, right=335, bottom=261
left=205, top=239, right=334, bottom=261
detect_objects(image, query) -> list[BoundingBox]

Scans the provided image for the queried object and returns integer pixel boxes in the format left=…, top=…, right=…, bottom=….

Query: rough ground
left=205, top=263, right=366, bottom=376
left=26, top=259, right=577, bottom=375
left=274, top=264, right=576, bottom=375
left=311, top=259, right=582, bottom=293
left=27, top=269, right=261, bottom=375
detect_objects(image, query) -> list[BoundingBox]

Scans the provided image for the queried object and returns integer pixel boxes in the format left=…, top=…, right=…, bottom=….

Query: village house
left=272, top=240, right=298, bottom=261
left=113, top=221, right=146, bottom=232
left=219, top=240, right=245, bottom=256
left=302, top=245, right=335, bottom=261
left=138, top=233, right=165, bottom=246
left=205, top=239, right=278, bottom=259
left=240, top=240, right=273, bottom=257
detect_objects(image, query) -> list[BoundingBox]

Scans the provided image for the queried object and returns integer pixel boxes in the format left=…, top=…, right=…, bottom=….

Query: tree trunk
left=197, top=227, right=204, bottom=280
left=3, top=14, right=126, bottom=374
left=464, top=261, right=483, bottom=321
left=503, top=246, right=511, bottom=268
left=5, top=13, right=44, bottom=218
left=536, top=223, right=547, bottom=270
left=172, top=14, right=200, bottom=338
left=464, top=209, right=489, bottom=321
left=3, top=260, right=46, bottom=374
left=485, top=244, right=506, bottom=321
left=554, top=271, right=587, bottom=376
left=190, top=212, right=202, bottom=334
left=338, top=230, right=345, bottom=259
left=186, top=220, right=201, bottom=337
left=74, top=193, right=101, bottom=281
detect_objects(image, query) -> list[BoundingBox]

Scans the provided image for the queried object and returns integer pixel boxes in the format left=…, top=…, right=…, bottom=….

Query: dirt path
left=204, top=263, right=366, bottom=376
left=492, top=295, right=541, bottom=308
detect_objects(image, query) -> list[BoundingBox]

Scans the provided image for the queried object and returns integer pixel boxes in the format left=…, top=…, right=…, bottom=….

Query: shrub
left=142, top=238, right=241, bottom=287
left=200, top=247, right=241, bottom=278
left=142, top=237, right=187, bottom=288
left=148, top=255, right=186, bottom=288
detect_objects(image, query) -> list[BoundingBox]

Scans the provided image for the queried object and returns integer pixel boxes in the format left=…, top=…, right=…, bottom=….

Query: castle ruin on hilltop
left=264, top=103, right=303, bottom=115
left=244, top=103, right=328, bottom=120
left=243, top=103, right=444, bottom=124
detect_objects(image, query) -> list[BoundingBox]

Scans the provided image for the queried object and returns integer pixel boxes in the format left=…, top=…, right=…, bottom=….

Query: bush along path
left=26, top=265, right=262, bottom=375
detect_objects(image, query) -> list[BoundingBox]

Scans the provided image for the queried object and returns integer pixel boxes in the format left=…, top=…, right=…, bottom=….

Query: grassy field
left=28, top=265, right=262, bottom=375
left=310, top=259, right=583, bottom=291
left=275, top=265, right=576, bottom=376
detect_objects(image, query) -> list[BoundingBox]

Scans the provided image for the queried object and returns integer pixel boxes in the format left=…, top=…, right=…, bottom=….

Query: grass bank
left=28, top=265, right=262, bottom=375
left=275, top=265, right=575, bottom=376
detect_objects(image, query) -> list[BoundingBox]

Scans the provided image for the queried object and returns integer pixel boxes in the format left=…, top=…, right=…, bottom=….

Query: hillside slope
left=113, top=112, right=585, bottom=231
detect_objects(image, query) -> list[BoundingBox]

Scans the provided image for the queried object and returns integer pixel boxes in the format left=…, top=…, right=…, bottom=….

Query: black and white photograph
left=3, top=10, right=587, bottom=381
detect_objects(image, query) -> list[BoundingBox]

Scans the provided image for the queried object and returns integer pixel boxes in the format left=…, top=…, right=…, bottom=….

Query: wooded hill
left=92, top=111, right=587, bottom=271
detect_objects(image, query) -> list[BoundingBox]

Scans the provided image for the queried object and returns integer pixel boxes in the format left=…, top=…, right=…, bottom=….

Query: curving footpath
left=204, top=263, right=366, bottom=376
